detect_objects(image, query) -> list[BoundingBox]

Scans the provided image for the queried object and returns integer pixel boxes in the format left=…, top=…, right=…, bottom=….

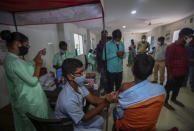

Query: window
left=147, top=36, right=151, bottom=44
left=91, top=38, right=95, bottom=50
left=172, top=30, right=180, bottom=42
left=74, top=34, right=83, bottom=55
left=147, top=36, right=152, bottom=52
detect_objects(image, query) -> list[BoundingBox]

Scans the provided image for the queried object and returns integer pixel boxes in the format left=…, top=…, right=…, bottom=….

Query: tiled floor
left=101, top=58, right=194, bottom=131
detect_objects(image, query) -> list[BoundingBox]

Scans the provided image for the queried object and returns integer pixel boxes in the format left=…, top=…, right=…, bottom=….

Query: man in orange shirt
left=113, top=54, right=166, bottom=131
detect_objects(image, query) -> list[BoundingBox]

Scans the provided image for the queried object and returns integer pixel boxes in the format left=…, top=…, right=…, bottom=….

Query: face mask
left=60, top=49, right=66, bottom=54
left=19, top=45, right=29, bottom=56
left=73, top=75, right=86, bottom=86
left=116, top=42, right=120, bottom=45
left=142, top=39, right=145, bottom=42
left=185, top=37, right=192, bottom=44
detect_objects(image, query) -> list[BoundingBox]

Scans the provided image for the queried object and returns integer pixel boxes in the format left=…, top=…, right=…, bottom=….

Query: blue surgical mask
left=73, top=75, right=86, bottom=86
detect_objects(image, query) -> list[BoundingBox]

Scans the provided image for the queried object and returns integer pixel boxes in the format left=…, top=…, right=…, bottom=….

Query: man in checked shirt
left=164, top=28, right=194, bottom=111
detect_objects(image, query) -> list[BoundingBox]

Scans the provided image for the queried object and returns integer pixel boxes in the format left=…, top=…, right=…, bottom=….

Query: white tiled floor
left=101, top=58, right=194, bottom=131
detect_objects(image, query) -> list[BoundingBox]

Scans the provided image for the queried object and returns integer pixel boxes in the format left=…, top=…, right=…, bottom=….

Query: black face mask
left=19, top=45, right=29, bottom=56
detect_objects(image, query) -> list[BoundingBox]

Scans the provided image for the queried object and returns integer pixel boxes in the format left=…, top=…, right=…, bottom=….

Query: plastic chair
left=26, top=112, right=73, bottom=131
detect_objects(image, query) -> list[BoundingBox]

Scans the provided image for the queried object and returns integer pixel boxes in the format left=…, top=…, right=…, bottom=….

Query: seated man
left=113, top=54, right=166, bottom=131
left=55, top=58, right=114, bottom=131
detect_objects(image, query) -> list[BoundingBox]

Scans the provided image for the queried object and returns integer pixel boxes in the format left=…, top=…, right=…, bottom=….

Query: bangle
left=104, top=98, right=110, bottom=104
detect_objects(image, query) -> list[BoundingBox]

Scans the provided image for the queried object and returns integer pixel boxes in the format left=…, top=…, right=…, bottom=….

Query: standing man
left=152, top=36, right=167, bottom=85
left=164, top=28, right=193, bottom=110
left=103, top=29, right=126, bottom=93
left=53, top=41, right=76, bottom=70
left=137, top=35, right=150, bottom=54
left=96, top=30, right=108, bottom=94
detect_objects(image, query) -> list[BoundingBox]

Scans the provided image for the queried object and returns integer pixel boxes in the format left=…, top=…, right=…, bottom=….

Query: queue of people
left=0, top=27, right=193, bottom=131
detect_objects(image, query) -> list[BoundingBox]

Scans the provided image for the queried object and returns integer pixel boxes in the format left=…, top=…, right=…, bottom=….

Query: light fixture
left=122, top=26, right=126, bottom=29
left=48, top=42, right=54, bottom=45
left=131, top=10, right=136, bottom=14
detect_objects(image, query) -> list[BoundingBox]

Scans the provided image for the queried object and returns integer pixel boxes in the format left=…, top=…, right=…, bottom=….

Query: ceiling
left=103, top=0, right=194, bottom=33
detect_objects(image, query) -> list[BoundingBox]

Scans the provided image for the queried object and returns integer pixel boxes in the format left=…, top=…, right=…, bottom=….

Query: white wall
left=0, top=25, right=15, bottom=108
left=63, top=23, right=95, bottom=63
left=63, top=23, right=86, bottom=62
left=18, top=24, right=59, bottom=72
left=0, top=24, right=59, bottom=108
left=146, top=14, right=194, bottom=46
left=90, top=32, right=99, bottom=50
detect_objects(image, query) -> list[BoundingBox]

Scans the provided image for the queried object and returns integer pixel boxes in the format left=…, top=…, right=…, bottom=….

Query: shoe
left=164, top=102, right=175, bottom=111
left=171, top=99, right=185, bottom=107
left=152, top=81, right=157, bottom=83
left=168, top=127, right=179, bottom=131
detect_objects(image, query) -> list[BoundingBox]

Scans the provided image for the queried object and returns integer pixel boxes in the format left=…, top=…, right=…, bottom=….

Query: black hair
left=142, top=35, right=146, bottom=39
left=112, top=29, right=122, bottom=40
left=178, top=28, right=193, bottom=39
left=107, top=36, right=112, bottom=41
left=62, top=58, right=83, bottom=79
left=59, top=41, right=67, bottom=49
left=133, top=54, right=155, bottom=80
left=158, top=36, right=165, bottom=41
left=0, top=30, right=28, bottom=48
left=89, top=49, right=93, bottom=53
left=101, top=30, right=108, bottom=41
left=101, top=30, right=108, bottom=35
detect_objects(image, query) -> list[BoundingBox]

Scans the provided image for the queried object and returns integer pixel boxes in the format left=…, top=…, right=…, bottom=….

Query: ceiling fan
left=144, top=19, right=164, bottom=26
left=136, top=18, right=163, bottom=26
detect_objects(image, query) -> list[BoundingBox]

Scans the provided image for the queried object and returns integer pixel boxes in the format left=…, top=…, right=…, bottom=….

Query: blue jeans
left=189, top=66, right=194, bottom=89
left=165, top=76, right=185, bottom=102
left=107, top=71, right=123, bottom=92
left=100, top=67, right=108, bottom=93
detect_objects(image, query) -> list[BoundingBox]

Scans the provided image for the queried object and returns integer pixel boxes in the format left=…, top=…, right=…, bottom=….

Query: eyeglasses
left=72, top=70, right=85, bottom=76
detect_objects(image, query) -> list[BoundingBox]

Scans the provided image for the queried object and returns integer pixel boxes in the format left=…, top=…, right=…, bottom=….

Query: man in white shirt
left=152, top=36, right=167, bottom=85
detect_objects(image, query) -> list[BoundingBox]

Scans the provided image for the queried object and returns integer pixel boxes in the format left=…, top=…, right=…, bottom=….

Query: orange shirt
left=116, top=95, right=165, bottom=131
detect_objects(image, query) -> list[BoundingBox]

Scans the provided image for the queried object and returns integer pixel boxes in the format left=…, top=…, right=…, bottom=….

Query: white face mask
left=116, top=42, right=120, bottom=45
left=185, top=37, right=192, bottom=44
